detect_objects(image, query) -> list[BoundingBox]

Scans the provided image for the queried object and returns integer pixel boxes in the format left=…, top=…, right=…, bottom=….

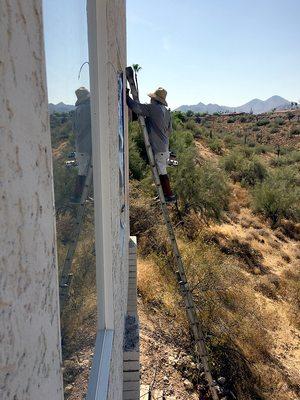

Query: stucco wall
left=0, top=1, right=63, bottom=399
left=106, top=1, right=129, bottom=398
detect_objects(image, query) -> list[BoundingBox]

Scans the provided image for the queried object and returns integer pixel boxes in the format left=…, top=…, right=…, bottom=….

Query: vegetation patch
left=256, top=118, right=270, bottom=126
left=252, top=167, right=300, bottom=226
left=221, top=150, right=268, bottom=186
left=290, top=126, right=300, bottom=136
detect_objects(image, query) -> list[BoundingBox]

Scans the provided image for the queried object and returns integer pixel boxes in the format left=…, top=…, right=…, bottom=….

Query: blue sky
left=43, top=0, right=89, bottom=105
left=43, top=0, right=300, bottom=109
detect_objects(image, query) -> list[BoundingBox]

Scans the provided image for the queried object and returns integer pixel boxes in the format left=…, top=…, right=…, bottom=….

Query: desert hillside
left=51, top=108, right=300, bottom=399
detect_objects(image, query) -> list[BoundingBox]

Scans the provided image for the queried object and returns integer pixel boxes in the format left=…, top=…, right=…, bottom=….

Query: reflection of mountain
left=49, top=102, right=75, bottom=114
left=175, top=95, right=291, bottom=114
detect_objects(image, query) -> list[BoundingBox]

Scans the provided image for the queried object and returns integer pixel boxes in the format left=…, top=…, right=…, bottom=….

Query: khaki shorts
left=77, top=152, right=90, bottom=176
left=154, top=152, right=169, bottom=175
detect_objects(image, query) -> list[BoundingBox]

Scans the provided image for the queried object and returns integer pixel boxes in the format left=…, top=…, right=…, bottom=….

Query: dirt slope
left=211, top=191, right=300, bottom=400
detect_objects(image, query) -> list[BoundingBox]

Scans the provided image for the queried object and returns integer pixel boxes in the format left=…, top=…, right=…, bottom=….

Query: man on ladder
left=70, top=86, right=92, bottom=204
left=126, top=86, right=176, bottom=203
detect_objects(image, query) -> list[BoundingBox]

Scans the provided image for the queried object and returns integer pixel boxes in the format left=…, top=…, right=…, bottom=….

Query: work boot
left=70, top=175, right=86, bottom=204
left=159, top=174, right=176, bottom=203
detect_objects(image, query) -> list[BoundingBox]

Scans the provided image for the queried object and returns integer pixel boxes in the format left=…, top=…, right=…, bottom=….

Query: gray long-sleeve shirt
left=127, top=96, right=172, bottom=154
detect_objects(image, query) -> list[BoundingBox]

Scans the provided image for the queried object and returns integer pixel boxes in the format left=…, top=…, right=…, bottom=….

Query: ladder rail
left=126, top=67, right=219, bottom=400
left=59, top=162, right=93, bottom=310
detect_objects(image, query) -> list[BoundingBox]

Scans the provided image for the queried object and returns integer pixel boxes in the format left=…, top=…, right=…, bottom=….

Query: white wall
left=87, top=0, right=129, bottom=398
left=0, top=1, right=63, bottom=399
left=107, top=2, right=129, bottom=396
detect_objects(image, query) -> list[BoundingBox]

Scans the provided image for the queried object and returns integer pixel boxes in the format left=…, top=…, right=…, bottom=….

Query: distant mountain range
left=50, top=96, right=292, bottom=115
left=49, top=102, right=75, bottom=114
left=175, top=95, right=291, bottom=114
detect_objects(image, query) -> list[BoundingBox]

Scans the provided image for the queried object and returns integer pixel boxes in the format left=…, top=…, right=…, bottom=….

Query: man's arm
left=126, top=93, right=151, bottom=117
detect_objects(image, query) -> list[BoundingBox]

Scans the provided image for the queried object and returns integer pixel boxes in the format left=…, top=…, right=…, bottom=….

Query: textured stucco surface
left=106, top=1, right=129, bottom=399
left=0, top=1, right=63, bottom=399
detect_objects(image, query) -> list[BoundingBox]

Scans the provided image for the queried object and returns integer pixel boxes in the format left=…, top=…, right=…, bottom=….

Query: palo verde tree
left=132, top=63, right=142, bottom=93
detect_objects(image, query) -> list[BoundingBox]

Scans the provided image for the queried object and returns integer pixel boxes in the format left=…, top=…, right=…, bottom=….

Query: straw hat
left=75, top=87, right=90, bottom=105
left=148, top=87, right=168, bottom=106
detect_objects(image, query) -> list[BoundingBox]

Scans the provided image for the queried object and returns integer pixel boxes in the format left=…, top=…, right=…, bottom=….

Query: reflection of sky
left=43, top=0, right=89, bottom=105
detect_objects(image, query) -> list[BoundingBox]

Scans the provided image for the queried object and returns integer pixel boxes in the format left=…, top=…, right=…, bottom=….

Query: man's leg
left=159, top=175, right=173, bottom=197
left=154, top=152, right=176, bottom=202
left=70, top=152, right=90, bottom=203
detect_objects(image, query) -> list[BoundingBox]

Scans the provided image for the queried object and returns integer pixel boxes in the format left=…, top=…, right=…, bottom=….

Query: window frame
left=86, top=0, right=115, bottom=397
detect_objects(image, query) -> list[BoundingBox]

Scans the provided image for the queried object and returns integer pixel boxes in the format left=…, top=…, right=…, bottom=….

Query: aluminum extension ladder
left=126, top=66, right=219, bottom=400
left=59, top=162, right=93, bottom=310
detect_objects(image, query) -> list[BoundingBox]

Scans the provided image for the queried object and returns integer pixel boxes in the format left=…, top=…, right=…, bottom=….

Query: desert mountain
left=176, top=95, right=291, bottom=114
left=49, top=102, right=75, bottom=114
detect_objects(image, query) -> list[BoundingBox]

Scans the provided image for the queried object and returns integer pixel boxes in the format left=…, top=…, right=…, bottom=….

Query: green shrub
left=221, top=151, right=268, bottom=186
left=203, top=120, right=212, bottom=129
left=129, top=122, right=147, bottom=160
left=235, top=130, right=244, bottom=138
left=252, top=168, right=300, bottom=225
left=183, top=119, right=203, bottom=138
left=243, top=146, right=255, bottom=157
left=253, top=144, right=272, bottom=155
left=270, top=127, right=279, bottom=134
left=128, top=122, right=148, bottom=180
left=192, top=125, right=204, bottom=138
left=227, top=117, right=236, bottom=123
left=50, top=113, right=73, bottom=146
left=270, top=151, right=300, bottom=167
left=172, top=117, right=184, bottom=130
left=223, top=134, right=237, bottom=149
left=172, top=111, right=187, bottom=124
left=278, top=146, right=292, bottom=155
left=53, top=160, right=77, bottom=209
left=129, top=140, right=147, bottom=180
left=239, top=116, right=247, bottom=123
left=59, top=131, right=69, bottom=139
left=169, top=129, right=194, bottom=153
left=252, top=125, right=260, bottom=131
left=256, top=118, right=270, bottom=126
left=290, top=127, right=300, bottom=136
left=171, top=153, right=229, bottom=220
left=207, top=138, right=224, bottom=155
left=185, top=119, right=196, bottom=131
left=274, top=117, right=284, bottom=126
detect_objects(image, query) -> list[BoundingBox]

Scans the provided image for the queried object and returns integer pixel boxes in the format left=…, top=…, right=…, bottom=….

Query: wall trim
left=86, top=329, right=114, bottom=400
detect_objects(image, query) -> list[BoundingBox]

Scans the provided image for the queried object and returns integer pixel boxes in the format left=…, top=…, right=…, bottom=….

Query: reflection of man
left=70, top=87, right=92, bottom=203
left=126, top=87, right=176, bottom=203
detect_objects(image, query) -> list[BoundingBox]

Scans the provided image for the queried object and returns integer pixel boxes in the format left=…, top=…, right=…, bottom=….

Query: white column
left=86, top=0, right=129, bottom=398
left=87, top=0, right=115, bottom=331
left=0, top=1, right=63, bottom=399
